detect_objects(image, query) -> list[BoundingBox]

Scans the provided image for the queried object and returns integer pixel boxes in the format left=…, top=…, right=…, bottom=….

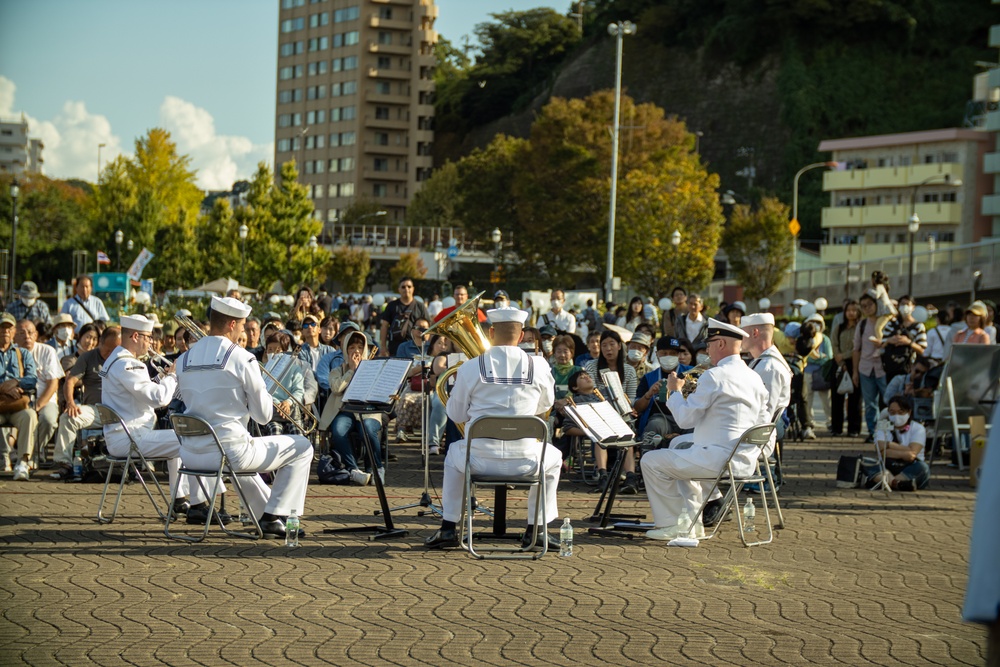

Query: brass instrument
left=667, top=361, right=710, bottom=399
left=423, top=293, right=491, bottom=435
left=173, top=314, right=318, bottom=434
left=146, top=351, right=174, bottom=380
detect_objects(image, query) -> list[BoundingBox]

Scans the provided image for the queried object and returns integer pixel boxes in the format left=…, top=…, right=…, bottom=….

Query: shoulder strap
left=15, top=347, right=23, bottom=376
left=73, top=295, right=97, bottom=322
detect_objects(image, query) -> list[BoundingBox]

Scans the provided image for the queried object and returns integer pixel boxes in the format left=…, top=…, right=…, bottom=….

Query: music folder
left=564, top=401, right=635, bottom=447
left=343, top=358, right=413, bottom=409
left=599, top=369, right=634, bottom=416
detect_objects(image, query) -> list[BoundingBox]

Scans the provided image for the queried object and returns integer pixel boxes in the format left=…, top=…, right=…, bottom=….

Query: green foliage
left=722, top=197, right=794, bottom=300
left=194, top=198, right=241, bottom=283
left=453, top=135, right=527, bottom=244
left=389, top=253, right=428, bottom=286
left=337, top=197, right=386, bottom=226
left=405, top=161, right=461, bottom=229
left=327, top=246, right=371, bottom=293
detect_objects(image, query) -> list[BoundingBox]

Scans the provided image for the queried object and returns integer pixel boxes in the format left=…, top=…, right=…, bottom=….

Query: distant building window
left=374, top=132, right=389, bottom=146
left=341, top=131, right=356, bottom=146
left=282, top=0, right=304, bottom=8
left=344, top=31, right=359, bottom=46
left=306, top=110, right=326, bottom=125
left=279, top=65, right=304, bottom=80
left=375, top=106, right=390, bottom=120
left=338, top=182, right=355, bottom=197
left=305, top=134, right=325, bottom=149
left=378, top=31, right=392, bottom=45
left=378, top=7, right=392, bottom=19
left=341, top=106, right=355, bottom=120
left=281, top=17, right=305, bottom=33
left=334, top=6, right=359, bottom=22
left=312, top=184, right=325, bottom=199
left=280, top=41, right=304, bottom=57
left=377, top=56, right=391, bottom=69
left=308, top=60, right=328, bottom=76
left=333, top=56, right=358, bottom=72
left=278, top=89, right=303, bottom=104
left=308, top=36, right=328, bottom=52
left=375, top=81, right=391, bottom=95
left=307, top=85, right=326, bottom=101
left=309, top=12, right=329, bottom=28
left=942, top=151, right=958, bottom=163
left=373, top=184, right=387, bottom=197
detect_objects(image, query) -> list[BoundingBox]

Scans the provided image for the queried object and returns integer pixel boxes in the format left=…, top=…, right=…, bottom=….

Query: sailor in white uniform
left=424, top=307, right=559, bottom=550
left=175, top=296, right=313, bottom=539
left=641, top=318, right=770, bottom=540
left=741, top=312, right=792, bottom=452
left=100, top=314, right=195, bottom=509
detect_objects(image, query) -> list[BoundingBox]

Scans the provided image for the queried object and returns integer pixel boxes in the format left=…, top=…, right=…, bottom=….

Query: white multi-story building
left=0, top=115, right=44, bottom=175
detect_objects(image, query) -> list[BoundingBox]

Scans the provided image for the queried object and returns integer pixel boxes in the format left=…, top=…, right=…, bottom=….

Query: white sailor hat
left=705, top=317, right=749, bottom=340
left=486, top=307, right=528, bottom=325
left=120, top=314, right=155, bottom=333
left=211, top=295, right=252, bottom=319
left=741, top=312, right=775, bottom=328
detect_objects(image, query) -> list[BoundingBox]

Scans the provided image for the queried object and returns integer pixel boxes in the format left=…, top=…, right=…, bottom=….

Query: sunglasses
left=302, top=322, right=318, bottom=328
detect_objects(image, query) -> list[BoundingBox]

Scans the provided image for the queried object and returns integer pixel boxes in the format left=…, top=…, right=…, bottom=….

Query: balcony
left=369, top=15, right=412, bottom=30
left=820, top=240, right=956, bottom=264
left=368, top=67, right=412, bottom=81
left=364, top=116, right=409, bottom=131
left=984, top=152, right=1000, bottom=174
left=822, top=202, right=962, bottom=228
left=363, top=141, right=409, bottom=156
left=362, top=168, right=408, bottom=182
left=366, top=92, right=412, bottom=106
left=983, top=194, right=1000, bottom=216
left=823, top=163, right=964, bottom=191
left=367, top=40, right=411, bottom=55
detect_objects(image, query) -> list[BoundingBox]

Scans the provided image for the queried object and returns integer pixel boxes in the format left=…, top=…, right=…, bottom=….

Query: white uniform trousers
left=53, top=406, right=99, bottom=465
left=441, top=439, right=561, bottom=525
left=641, top=442, right=732, bottom=530
left=0, top=407, right=37, bottom=463
left=106, top=429, right=198, bottom=504
left=35, top=402, right=60, bottom=461
left=180, top=434, right=312, bottom=518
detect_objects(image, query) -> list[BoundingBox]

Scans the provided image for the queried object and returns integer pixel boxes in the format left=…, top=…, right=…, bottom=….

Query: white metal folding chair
left=693, top=423, right=777, bottom=547
left=93, top=404, right=172, bottom=525
left=164, top=414, right=263, bottom=542
left=461, top=415, right=550, bottom=560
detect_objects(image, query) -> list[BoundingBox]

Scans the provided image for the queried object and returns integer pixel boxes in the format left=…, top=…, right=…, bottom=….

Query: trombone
left=173, top=314, right=318, bottom=434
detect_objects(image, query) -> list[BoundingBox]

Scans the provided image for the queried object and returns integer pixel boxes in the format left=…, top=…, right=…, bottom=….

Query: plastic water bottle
left=676, top=509, right=693, bottom=538
left=559, top=517, right=573, bottom=557
left=72, top=450, right=83, bottom=480
left=743, top=498, right=756, bottom=533
left=285, top=510, right=300, bottom=548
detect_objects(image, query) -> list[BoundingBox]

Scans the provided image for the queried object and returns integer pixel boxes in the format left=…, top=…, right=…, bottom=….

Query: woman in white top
left=863, top=394, right=929, bottom=491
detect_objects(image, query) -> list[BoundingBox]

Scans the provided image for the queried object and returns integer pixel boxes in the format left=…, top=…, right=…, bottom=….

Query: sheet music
left=262, top=355, right=294, bottom=395
left=599, top=369, right=633, bottom=416
left=343, top=358, right=412, bottom=404
left=565, top=402, right=634, bottom=444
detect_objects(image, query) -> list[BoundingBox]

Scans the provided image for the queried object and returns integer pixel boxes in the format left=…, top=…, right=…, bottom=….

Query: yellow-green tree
left=327, top=246, right=371, bottom=293
left=406, top=160, right=461, bottom=229
left=389, top=252, right=427, bottom=286
left=722, top=196, right=794, bottom=299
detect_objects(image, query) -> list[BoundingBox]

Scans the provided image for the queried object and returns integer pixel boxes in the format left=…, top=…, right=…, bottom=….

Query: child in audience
left=867, top=271, right=897, bottom=344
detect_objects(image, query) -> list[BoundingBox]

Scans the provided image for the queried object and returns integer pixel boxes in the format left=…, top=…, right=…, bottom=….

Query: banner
left=127, top=248, right=155, bottom=281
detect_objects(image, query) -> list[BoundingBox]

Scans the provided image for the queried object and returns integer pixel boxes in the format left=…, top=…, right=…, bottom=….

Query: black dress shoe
left=260, top=518, right=305, bottom=539
left=423, top=528, right=460, bottom=549
left=186, top=504, right=233, bottom=526
left=701, top=498, right=726, bottom=527
left=520, top=529, right=560, bottom=552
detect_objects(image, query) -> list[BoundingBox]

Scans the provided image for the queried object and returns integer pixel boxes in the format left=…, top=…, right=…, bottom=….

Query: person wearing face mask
left=538, top=325, right=558, bottom=359
left=519, top=327, right=541, bottom=355
left=633, top=337, right=694, bottom=447
left=625, top=332, right=655, bottom=378
left=539, top=289, right=576, bottom=335
left=880, top=295, right=927, bottom=384
left=6, top=281, right=52, bottom=328
left=693, top=342, right=711, bottom=368
left=862, top=395, right=929, bottom=491
left=47, top=314, right=78, bottom=360
left=491, top=290, right=510, bottom=311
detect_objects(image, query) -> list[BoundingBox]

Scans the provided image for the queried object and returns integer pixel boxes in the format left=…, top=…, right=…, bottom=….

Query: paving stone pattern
left=0, top=436, right=987, bottom=666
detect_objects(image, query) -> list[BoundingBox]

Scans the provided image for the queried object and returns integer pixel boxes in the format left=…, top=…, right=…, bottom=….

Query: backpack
left=316, top=451, right=351, bottom=485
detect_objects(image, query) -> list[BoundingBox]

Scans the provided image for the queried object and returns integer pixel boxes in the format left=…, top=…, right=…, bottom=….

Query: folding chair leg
left=219, top=476, right=263, bottom=540
left=129, top=452, right=170, bottom=521
left=761, top=459, right=784, bottom=529
left=95, top=458, right=126, bottom=524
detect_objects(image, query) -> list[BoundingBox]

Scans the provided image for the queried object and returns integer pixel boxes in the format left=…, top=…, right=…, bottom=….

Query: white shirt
left=666, top=354, right=770, bottom=474
left=539, top=309, right=576, bottom=334
left=924, top=324, right=952, bottom=361
left=47, top=338, right=77, bottom=360
left=61, top=295, right=111, bottom=332
left=427, top=299, right=443, bottom=318
left=447, top=346, right=555, bottom=446
left=28, top=343, right=64, bottom=401
left=684, top=313, right=706, bottom=343
left=101, top=346, right=177, bottom=435
left=176, top=336, right=272, bottom=449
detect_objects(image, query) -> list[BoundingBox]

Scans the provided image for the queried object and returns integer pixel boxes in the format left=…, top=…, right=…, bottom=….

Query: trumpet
left=173, top=314, right=318, bottom=434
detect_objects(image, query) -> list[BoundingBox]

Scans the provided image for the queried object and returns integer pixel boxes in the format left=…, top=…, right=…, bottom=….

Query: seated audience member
left=633, top=337, right=694, bottom=442
left=553, top=370, right=604, bottom=461
left=625, top=332, right=655, bottom=378
left=261, top=331, right=306, bottom=435
left=319, top=331, right=383, bottom=486
left=297, top=314, right=334, bottom=372
left=0, top=314, right=38, bottom=479
left=576, top=330, right=601, bottom=367
left=550, top=335, right=582, bottom=401
left=48, top=314, right=78, bottom=360
left=863, top=395, right=930, bottom=491
left=725, top=301, right=746, bottom=327
left=950, top=301, right=991, bottom=346
left=884, top=355, right=938, bottom=403
left=394, top=318, right=430, bottom=359
left=583, top=329, right=639, bottom=493
left=15, top=319, right=64, bottom=468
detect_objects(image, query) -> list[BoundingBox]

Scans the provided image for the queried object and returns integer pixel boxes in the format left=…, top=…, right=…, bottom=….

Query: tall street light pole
left=239, top=224, right=249, bottom=287
left=9, top=178, right=19, bottom=303
left=97, top=143, right=106, bottom=183
left=114, top=229, right=123, bottom=272
left=792, top=161, right=838, bottom=273
left=490, top=227, right=502, bottom=286
left=907, top=174, right=962, bottom=297
left=308, top=235, right=318, bottom=287
left=605, top=19, right=636, bottom=305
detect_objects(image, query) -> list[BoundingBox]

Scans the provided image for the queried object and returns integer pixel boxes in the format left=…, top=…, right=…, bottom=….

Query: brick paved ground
left=0, top=433, right=987, bottom=666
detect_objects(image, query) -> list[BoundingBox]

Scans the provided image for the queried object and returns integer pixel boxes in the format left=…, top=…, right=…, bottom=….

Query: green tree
left=454, top=134, right=528, bottom=245
left=405, top=160, right=461, bottom=229
left=722, top=196, right=794, bottom=299
left=326, top=246, right=371, bottom=293
left=194, top=198, right=241, bottom=282
left=389, top=253, right=427, bottom=286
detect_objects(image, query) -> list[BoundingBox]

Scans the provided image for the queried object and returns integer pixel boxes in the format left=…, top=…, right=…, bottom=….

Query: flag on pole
left=97, top=251, right=111, bottom=265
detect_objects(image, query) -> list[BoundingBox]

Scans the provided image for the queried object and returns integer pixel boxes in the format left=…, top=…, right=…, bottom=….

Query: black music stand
left=587, top=440, right=645, bottom=539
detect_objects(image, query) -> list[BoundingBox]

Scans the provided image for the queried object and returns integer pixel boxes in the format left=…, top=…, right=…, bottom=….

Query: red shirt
left=433, top=304, right=487, bottom=323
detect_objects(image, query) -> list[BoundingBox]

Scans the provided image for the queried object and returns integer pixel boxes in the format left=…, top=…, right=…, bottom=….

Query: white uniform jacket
left=100, top=346, right=176, bottom=439
left=666, top=354, right=770, bottom=475
left=749, top=344, right=792, bottom=421
left=176, top=336, right=273, bottom=451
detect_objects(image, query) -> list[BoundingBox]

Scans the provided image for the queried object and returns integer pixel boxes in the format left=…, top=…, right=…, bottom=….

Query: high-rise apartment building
left=274, top=0, right=437, bottom=230
left=0, top=115, right=44, bottom=176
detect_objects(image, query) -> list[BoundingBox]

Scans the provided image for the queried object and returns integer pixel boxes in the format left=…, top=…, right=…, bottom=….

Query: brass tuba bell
left=423, top=292, right=491, bottom=434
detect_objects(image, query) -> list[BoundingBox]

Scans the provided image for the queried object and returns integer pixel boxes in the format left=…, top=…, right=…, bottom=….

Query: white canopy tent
left=193, top=278, right=259, bottom=295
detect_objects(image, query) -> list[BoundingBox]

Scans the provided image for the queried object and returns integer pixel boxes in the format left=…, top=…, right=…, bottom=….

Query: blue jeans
left=330, top=412, right=382, bottom=471
left=859, top=371, right=887, bottom=435
left=863, top=458, right=930, bottom=489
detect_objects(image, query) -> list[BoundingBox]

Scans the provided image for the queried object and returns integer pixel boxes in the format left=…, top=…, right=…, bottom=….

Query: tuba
left=423, top=292, right=491, bottom=435
left=668, top=361, right=711, bottom=399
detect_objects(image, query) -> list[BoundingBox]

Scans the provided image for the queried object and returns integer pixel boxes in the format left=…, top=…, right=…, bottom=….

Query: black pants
left=830, top=360, right=862, bottom=435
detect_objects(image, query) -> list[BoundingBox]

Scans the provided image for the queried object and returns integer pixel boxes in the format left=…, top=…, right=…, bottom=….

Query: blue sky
left=0, top=0, right=565, bottom=188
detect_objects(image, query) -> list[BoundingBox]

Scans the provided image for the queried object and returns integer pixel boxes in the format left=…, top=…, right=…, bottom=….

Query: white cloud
left=1, top=77, right=270, bottom=190
left=159, top=95, right=272, bottom=190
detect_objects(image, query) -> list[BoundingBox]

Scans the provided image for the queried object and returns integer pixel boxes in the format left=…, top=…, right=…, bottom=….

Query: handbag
left=837, top=370, right=854, bottom=395
left=0, top=378, right=29, bottom=413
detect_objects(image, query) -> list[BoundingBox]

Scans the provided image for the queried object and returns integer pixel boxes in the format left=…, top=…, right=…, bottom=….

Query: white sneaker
left=646, top=526, right=680, bottom=541
left=377, top=467, right=385, bottom=484
left=428, top=445, right=440, bottom=455
left=0, top=454, right=10, bottom=472
left=802, top=428, right=817, bottom=440
left=349, top=469, right=372, bottom=486
left=12, top=460, right=30, bottom=481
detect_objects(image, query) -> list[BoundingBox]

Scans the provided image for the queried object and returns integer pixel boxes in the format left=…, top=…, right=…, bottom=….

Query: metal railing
left=320, top=224, right=513, bottom=255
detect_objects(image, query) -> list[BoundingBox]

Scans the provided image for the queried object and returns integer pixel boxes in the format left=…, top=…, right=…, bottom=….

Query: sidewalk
left=0, top=434, right=986, bottom=666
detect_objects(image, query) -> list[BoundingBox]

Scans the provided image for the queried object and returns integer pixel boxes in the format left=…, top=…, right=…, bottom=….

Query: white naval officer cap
left=120, top=314, right=155, bottom=333
left=740, top=312, right=775, bottom=329
left=486, top=307, right=528, bottom=325
left=705, top=317, right=749, bottom=340
left=211, top=295, right=252, bottom=319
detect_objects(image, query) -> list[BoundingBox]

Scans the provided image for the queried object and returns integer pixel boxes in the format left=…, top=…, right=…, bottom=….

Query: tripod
left=377, top=354, right=443, bottom=518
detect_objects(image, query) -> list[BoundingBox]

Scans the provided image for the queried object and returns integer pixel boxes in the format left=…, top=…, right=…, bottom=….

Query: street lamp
left=9, top=178, right=19, bottom=303
left=670, top=229, right=681, bottom=290
left=490, top=227, right=502, bottom=285
left=907, top=174, right=962, bottom=296
left=114, top=229, right=124, bottom=271
left=97, top=142, right=106, bottom=183
left=308, top=235, right=318, bottom=286
left=605, top=19, right=636, bottom=304
left=239, top=224, right=249, bottom=287
left=792, top=161, right=838, bottom=273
